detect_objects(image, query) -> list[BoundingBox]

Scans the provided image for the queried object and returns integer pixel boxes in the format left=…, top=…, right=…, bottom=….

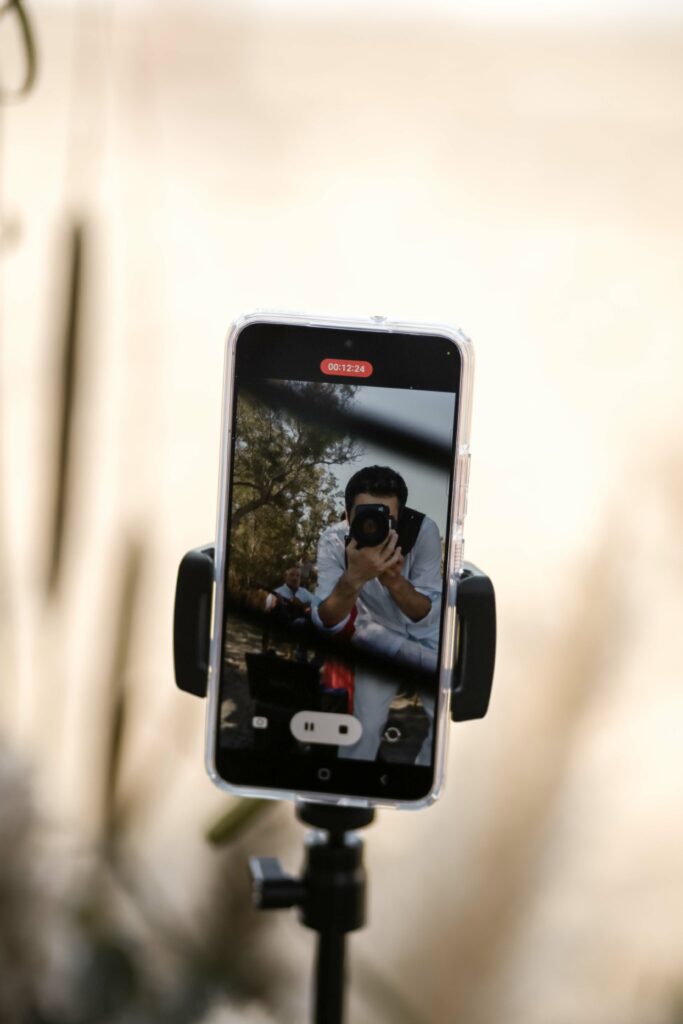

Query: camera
left=349, top=503, right=394, bottom=548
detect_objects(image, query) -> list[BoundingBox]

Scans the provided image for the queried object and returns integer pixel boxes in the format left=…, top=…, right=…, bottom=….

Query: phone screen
left=214, top=321, right=462, bottom=803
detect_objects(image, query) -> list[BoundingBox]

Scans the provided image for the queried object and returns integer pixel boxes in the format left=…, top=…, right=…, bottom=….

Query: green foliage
left=229, top=383, right=363, bottom=593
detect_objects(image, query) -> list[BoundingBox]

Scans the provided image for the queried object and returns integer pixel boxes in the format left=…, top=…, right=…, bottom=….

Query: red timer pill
left=320, top=358, right=373, bottom=378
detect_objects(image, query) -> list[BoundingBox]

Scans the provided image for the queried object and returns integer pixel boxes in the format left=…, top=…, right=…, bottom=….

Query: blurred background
left=1, top=0, right=682, bottom=1021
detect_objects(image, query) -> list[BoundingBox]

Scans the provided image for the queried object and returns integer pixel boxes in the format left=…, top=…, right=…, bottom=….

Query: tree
left=228, top=382, right=363, bottom=593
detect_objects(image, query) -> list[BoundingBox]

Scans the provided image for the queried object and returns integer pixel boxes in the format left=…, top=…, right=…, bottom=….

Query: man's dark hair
left=344, top=465, right=408, bottom=513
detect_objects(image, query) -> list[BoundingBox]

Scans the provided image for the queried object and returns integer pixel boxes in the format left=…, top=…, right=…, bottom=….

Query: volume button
left=457, top=454, right=470, bottom=520
left=462, top=453, right=471, bottom=490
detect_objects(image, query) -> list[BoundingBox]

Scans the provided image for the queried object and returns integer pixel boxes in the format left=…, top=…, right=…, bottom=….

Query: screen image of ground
left=219, top=379, right=456, bottom=766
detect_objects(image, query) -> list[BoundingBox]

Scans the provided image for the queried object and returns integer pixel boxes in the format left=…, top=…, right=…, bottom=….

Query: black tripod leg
left=315, top=929, right=346, bottom=1024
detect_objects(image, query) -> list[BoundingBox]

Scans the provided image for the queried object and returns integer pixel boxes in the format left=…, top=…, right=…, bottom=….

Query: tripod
left=250, top=802, right=374, bottom=1024
left=174, top=545, right=495, bottom=1023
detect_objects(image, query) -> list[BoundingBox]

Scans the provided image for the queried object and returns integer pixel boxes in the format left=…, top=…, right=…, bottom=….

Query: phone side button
left=456, top=454, right=470, bottom=520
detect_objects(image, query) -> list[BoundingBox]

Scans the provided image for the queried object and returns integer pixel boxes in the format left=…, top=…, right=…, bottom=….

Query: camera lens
left=350, top=504, right=391, bottom=548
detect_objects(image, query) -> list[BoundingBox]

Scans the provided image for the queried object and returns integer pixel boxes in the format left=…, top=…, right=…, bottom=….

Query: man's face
left=284, top=567, right=301, bottom=590
left=349, top=493, right=400, bottom=525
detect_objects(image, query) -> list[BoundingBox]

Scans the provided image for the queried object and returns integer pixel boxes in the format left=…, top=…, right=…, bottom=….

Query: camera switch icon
left=290, top=711, right=362, bottom=746
left=252, top=715, right=269, bottom=730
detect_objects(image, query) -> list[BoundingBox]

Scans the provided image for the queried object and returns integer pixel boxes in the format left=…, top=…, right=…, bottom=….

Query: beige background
left=1, top=2, right=682, bottom=1021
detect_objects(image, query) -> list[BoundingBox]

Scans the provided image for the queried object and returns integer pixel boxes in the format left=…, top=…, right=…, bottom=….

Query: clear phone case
left=205, top=310, right=474, bottom=810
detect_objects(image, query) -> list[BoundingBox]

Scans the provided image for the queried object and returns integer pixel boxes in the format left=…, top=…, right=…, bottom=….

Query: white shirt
left=312, top=517, right=442, bottom=663
left=265, top=584, right=318, bottom=610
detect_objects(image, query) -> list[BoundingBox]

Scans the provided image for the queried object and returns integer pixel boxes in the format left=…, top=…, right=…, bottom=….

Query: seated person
left=265, top=564, right=318, bottom=624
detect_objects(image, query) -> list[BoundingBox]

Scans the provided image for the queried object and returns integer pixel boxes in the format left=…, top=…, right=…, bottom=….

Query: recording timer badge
left=320, top=358, right=373, bottom=379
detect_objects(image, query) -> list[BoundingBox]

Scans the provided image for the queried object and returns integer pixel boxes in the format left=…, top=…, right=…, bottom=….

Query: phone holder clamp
left=173, top=544, right=495, bottom=719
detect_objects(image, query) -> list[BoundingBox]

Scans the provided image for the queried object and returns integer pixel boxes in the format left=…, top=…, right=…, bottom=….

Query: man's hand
left=377, top=542, right=431, bottom=623
left=317, top=528, right=430, bottom=628
left=346, top=530, right=402, bottom=587
left=378, top=548, right=405, bottom=587
left=317, top=531, right=401, bottom=629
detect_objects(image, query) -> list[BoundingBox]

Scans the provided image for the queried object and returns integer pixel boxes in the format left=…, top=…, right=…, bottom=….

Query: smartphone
left=206, top=311, right=474, bottom=809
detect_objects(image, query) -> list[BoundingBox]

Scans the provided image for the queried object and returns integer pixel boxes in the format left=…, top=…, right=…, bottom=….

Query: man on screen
left=312, top=466, right=441, bottom=763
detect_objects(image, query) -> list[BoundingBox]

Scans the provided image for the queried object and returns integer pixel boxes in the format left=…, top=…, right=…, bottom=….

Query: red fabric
left=321, top=607, right=357, bottom=713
